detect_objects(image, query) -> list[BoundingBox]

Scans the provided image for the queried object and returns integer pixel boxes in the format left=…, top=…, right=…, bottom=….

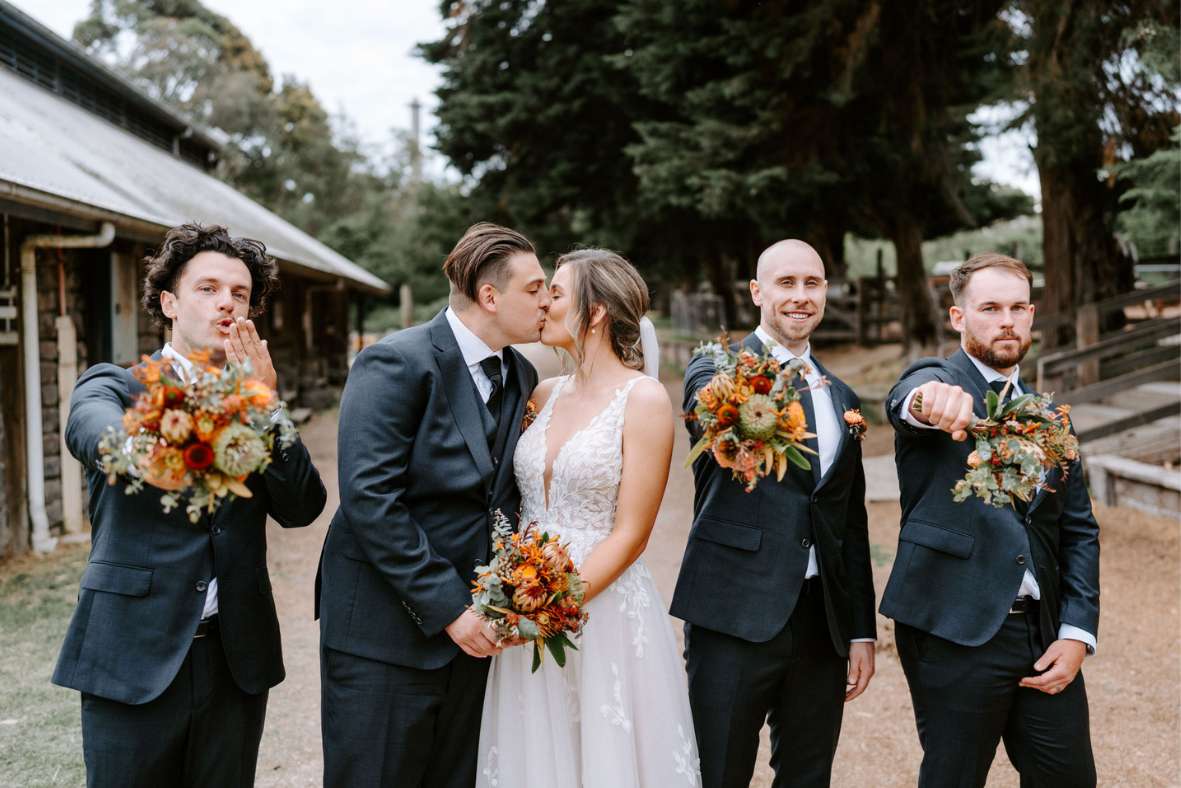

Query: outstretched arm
left=65, top=364, right=130, bottom=469
left=578, top=379, right=674, bottom=604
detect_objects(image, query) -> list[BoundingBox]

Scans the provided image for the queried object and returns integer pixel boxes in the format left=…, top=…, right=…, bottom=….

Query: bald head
left=756, top=239, right=825, bottom=283
left=749, top=238, right=828, bottom=354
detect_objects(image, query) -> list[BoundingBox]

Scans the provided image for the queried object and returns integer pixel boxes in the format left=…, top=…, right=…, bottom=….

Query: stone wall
left=35, top=248, right=92, bottom=531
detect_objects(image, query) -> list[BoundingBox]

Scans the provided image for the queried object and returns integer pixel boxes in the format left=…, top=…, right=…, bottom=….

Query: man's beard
left=965, top=330, right=1031, bottom=369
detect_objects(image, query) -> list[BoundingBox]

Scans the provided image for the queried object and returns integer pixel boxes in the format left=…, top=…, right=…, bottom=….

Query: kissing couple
left=316, top=222, right=702, bottom=787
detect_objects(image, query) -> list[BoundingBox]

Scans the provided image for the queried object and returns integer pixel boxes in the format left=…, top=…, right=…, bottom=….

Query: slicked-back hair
left=442, top=222, right=536, bottom=303
left=950, top=252, right=1033, bottom=304
left=142, top=223, right=279, bottom=327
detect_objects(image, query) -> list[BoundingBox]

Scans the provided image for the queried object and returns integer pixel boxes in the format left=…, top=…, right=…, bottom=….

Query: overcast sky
left=19, top=0, right=1040, bottom=198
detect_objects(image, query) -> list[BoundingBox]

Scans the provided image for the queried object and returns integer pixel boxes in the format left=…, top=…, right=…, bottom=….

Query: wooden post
left=1076, top=303, right=1100, bottom=387
left=400, top=284, right=413, bottom=329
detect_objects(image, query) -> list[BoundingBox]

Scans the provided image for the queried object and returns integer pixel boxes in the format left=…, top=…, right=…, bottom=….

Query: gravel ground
left=4, top=346, right=1174, bottom=786
left=252, top=373, right=1180, bottom=787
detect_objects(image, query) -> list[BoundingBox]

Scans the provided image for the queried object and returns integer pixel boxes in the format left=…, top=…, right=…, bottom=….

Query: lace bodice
left=514, top=374, right=647, bottom=564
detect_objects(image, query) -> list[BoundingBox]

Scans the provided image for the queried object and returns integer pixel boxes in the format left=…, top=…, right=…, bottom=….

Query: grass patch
left=0, top=543, right=89, bottom=787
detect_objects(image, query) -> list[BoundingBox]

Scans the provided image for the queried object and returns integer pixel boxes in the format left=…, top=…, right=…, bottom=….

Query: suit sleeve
left=335, top=343, right=472, bottom=638
left=885, top=361, right=954, bottom=435
left=65, top=364, right=129, bottom=469
left=1055, top=451, right=1101, bottom=642
left=842, top=433, right=878, bottom=641
left=682, top=353, right=717, bottom=445
left=262, top=434, right=327, bottom=528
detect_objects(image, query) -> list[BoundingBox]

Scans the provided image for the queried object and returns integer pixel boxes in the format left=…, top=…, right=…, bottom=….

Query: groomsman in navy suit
left=882, top=252, right=1099, bottom=787
left=673, top=240, right=877, bottom=788
left=54, top=224, right=326, bottom=787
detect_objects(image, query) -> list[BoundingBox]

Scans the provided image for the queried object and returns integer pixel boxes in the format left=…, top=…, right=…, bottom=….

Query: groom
left=673, top=239, right=877, bottom=788
left=316, top=222, right=549, bottom=787
left=881, top=252, right=1099, bottom=786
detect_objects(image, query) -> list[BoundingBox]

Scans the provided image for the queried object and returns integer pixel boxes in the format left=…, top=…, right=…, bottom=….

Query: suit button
left=195, top=580, right=208, bottom=592
left=493, top=457, right=499, bottom=466
left=212, top=527, right=223, bottom=535
left=1016, top=555, right=1026, bottom=566
left=801, top=537, right=812, bottom=549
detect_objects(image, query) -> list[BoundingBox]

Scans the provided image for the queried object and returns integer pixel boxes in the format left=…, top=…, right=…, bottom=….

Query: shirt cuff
left=849, top=638, right=876, bottom=643
left=898, top=389, right=938, bottom=429
left=1058, top=624, right=1096, bottom=655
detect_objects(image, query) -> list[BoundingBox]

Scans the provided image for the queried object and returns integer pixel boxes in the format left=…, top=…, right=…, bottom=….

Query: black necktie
left=479, top=355, right=503, bottom=421
left=988, top=379, right=1013, bottom=404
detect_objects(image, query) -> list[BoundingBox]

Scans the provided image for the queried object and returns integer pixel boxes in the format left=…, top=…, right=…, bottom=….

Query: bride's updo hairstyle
left=555, top=248, right=649, bottom=371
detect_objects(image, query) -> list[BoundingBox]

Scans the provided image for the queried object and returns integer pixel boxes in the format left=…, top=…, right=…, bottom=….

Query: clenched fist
left=910, top=381, right=975, bottom=441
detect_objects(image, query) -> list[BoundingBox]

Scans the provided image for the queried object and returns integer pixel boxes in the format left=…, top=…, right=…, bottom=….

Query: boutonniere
left=843, top=408, right=868, bottom=441
left=521, top=400, right=539, bottom=432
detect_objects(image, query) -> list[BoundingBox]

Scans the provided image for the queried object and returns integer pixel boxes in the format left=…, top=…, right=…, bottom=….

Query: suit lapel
left=948, top=349, right=992, bottom=419
left=429, top=311, right=495, bottom=480
left=811, top=357, right=849, bottom=492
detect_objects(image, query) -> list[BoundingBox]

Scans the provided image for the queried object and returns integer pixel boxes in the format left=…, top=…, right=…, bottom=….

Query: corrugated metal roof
left=0, top=66, right=390, bottom=294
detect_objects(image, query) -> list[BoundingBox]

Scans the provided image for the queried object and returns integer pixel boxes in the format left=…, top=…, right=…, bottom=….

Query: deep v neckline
left=539, top=375, right=644, bottom=512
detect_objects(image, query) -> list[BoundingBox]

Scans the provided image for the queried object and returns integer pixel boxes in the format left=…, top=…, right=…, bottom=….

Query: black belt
left=1009, top=597, right=1038, bottom=615
left=194, top=615, right=219, bottom=638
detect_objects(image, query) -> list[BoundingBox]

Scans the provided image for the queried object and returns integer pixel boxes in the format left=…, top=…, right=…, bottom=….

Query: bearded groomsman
left=673, top=239, right=877, bottom=788
left=881, top=252, right=1099, bottom=787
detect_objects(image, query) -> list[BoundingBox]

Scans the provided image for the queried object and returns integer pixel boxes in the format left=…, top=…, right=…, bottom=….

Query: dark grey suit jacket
left=53, top=358, right=326, bottom=705
left=879, top=349, right=1100, bottom=651
left=670, top=332, right=876, bottom=655
left=316, top=309, right=537, bottom=670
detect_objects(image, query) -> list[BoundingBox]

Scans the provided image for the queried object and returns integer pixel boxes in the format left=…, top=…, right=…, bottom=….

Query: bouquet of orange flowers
left=472, top=512, right=589, bottom=672
left=684, top=339, right=819, bottom=492
left=917, top=383, right=1080, bottom=507
left=97, top=351, right=296, bottom=523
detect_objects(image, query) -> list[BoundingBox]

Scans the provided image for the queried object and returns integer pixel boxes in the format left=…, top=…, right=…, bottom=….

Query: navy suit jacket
left=53, top=357, right=326, bottom=705
left=879, top=349, right=1100, bottom=651
left=670, top=332, right=876, bottom=655
left=316, top=309, right=537, bottom=670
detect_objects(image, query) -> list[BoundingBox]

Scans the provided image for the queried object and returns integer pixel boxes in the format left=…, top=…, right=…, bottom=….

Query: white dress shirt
left=756, top=328, right=873, bottom=645
left=161, top=343, right=218, bottom=620
left=445, top=307, right=503, bottom=403
left=898, top=351, right=1096, bottom=652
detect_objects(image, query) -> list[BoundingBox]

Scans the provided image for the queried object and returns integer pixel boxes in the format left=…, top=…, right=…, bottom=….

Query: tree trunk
left=1029, top=1, right=1134, bottom=350
left=890, top=220, right=942, bottom=355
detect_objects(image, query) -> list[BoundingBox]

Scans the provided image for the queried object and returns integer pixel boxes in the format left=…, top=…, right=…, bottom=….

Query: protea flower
left=512, top=583, right=547, bottom=612
left=738, top=394, right=778, bottom=440
left=159, top=409, right=193, bottom=443
left=212, top=422, right=268, bottom=478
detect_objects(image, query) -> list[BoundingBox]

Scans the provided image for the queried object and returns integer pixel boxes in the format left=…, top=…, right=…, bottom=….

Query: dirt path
left=256, top=373, right=1181, bottom=786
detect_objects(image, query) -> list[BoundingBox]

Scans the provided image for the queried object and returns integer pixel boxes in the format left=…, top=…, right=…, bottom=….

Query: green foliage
left=1117, top=125, right=1181, bottom=255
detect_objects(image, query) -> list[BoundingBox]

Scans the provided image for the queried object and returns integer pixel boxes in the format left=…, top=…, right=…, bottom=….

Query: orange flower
left=751, top=375, right=773, bottom=395
left=141, top=445, right=188, bottom=491
left=242, top=379, right=276, bottom=409
left=716, top=403, right=739, bottom=427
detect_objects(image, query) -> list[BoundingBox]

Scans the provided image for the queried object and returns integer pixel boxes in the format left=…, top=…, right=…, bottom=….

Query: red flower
left=162, top=385, right=186, bottom=408
left=183, top=442, right=215, bottom=471
left=751, top=375, right=773, bottom=395
left=716, top=403, right=739, bottom=427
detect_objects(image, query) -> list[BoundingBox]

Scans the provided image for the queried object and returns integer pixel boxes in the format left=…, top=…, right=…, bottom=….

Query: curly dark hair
left=142, top=223, right=280, bottom=327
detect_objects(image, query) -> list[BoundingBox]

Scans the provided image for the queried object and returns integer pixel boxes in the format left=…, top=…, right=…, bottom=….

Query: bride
left=477, top=249, right=700, bottom=787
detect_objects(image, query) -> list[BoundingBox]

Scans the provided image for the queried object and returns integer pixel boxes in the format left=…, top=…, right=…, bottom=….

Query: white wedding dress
left=477, top=374, right=700, bottom=788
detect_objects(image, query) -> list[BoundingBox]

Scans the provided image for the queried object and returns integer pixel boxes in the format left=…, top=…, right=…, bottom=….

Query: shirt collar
left=445, top=307, right=502, bottom=368
left=754, top=325, right=814, bottom=369
left=161, top=343, right=195, bottom=382
left=964, top=350, right=1020, bottom=387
